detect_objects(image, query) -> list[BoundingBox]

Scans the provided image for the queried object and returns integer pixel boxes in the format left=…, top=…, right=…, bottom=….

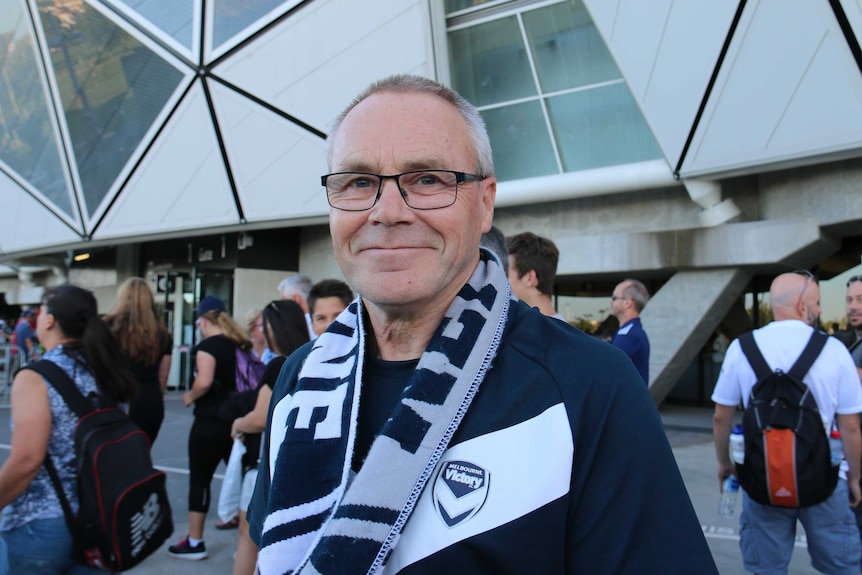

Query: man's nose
left=372, top=179, right=409, bottom=211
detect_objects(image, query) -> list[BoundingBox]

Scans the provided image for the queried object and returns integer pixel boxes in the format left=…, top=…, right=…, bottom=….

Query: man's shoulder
left=503, top=302, right=634, bottom=381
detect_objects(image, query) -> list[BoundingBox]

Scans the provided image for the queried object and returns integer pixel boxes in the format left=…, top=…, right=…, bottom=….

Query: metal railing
left=0, top=344, right=24, bottom=407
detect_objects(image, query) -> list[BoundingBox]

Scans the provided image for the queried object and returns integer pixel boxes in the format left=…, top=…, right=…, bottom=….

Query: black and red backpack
left=26, top=360, right=173, bottom=572
left=735, top=330, right=837, bottom=508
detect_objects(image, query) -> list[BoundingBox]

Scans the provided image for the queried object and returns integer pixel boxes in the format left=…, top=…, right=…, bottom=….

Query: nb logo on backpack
left=131, top=493, right=166, bottom=557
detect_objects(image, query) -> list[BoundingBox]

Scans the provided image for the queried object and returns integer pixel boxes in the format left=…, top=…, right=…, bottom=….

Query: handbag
left=217, top=437, right=247, bottom=523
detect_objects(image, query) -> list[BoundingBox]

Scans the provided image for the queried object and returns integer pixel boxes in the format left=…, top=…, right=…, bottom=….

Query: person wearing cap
left=167, top=295, right=250, bottom=561
left=13, top=309, right=38, bottom=363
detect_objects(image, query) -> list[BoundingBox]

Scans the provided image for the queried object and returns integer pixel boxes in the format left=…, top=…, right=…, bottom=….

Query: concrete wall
left=298, top=225, right=350, bottom=287
left=233, top=268, right=294, bottom=320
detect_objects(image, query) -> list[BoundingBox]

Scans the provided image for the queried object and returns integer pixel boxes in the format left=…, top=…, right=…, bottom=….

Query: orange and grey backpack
left=735, top=329, right=837, bottom=508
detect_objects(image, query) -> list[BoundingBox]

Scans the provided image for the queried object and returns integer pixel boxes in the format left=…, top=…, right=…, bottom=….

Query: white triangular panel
left=583, top=0, right=740, bottom=167
left=94, top=82, right=238, bottom=240
left=209, top=82, right=328, bottom=222
left=0, top=170, right=82, bottom=255
left=681, top=0, right=862, bottom=177
left=213, top=0, right=432, bottom=133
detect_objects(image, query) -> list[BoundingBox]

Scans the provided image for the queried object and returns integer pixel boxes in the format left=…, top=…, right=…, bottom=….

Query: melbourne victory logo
left=433, top=460, right=490, bottom=527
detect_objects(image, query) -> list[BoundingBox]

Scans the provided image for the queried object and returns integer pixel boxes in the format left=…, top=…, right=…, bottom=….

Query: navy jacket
left=249, top=300, right=716, bottom=574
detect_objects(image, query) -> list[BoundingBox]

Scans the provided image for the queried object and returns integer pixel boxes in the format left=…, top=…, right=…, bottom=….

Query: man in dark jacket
left=248, top=74, right=717, bottom=575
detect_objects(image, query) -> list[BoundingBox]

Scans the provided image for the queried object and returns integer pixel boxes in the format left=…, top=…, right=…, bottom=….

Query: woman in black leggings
left=167, top=295, right=250, bottom=560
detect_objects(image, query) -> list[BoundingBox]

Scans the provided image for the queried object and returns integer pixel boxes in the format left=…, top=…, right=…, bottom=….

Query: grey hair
left=325, top=74, right=495, bottom=178
left=278, top=274, right=313, bottom=301
left=622, top=279, right=650, bottom=313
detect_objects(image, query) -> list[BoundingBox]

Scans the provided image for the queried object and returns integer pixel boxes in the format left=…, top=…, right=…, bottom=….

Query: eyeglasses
left=793, top=269, right=816, bottom=308
left=848, top=275, right=862, bottom=287
left=321, top=170, right=485, bottom=211
left=610, top=295, right=629, bottom=302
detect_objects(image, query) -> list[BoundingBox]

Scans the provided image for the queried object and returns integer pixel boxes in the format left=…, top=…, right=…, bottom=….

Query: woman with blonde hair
left=104, top=277, right=172, bottom=445
left=168, top=295, right=250, bottom=560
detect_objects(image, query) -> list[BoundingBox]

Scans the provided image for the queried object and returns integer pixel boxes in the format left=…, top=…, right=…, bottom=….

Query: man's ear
left=525, top=269, right=539, bottom=289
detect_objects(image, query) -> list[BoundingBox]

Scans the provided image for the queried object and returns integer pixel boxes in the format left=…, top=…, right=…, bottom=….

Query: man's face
left=312, top=297, right=348, bottom=336
left=610, top=282, right=629, bottom=319
left=847, top=280, right=862, bottom=332
left=328, top=91, right=496, bottom=313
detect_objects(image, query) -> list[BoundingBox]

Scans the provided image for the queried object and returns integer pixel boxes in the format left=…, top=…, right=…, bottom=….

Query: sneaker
left=167, top=535, right=208, bottom=560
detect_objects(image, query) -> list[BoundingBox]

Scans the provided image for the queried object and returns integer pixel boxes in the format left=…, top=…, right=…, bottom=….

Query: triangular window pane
left=0, top=0, right=74, bottom=217
left=117, top=0, right=194, bottom=50
left=212, top=0, right=284, bottom=49
left=37, top=0, right=184, bottom=216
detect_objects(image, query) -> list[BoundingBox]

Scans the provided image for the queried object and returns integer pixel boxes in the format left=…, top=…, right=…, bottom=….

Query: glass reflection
left=547, top=83, right=662, bottom=172
left=213, top=0, right=284, bottom=50
left=482, top=101, right=558, bottom=181
left=523, top=0, right=620, bottom=93
left=0, top=0, right=73, bottom=216
left=449, top=16, right=536, bottom=107
left=36, top=0, right=183, bottom=216
left=119, top=0, right=194, bottom=50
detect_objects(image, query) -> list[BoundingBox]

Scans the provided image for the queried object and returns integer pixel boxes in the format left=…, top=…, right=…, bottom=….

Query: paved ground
left=0, top=397, right=825, bottom=574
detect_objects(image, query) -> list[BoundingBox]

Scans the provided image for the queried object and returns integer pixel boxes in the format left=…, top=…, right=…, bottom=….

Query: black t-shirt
left=352, top=356, right=419, bottom=472
left=192, top=333, right=237, bottom=417
left=261, top=355, right=286, bottom=391
left=129, top=330, right=172, bottom=395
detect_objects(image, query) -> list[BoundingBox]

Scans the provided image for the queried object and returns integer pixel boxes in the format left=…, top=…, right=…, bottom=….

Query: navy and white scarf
left=259, top=250, right=510, bottom=575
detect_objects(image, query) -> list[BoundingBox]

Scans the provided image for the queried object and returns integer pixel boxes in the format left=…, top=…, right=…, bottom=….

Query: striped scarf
left=258, top=249, right=510, bottom=575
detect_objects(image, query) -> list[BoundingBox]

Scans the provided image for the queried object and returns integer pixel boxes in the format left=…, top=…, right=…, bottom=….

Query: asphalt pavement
left=0, top=396, right=825, bottom=574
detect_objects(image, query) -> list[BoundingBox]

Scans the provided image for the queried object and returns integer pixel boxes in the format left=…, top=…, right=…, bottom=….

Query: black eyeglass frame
left=321, top=170, right=485, bottom=212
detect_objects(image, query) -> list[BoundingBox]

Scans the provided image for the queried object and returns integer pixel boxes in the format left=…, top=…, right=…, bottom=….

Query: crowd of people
left=0, top=273, right=353, bottom=574
left=5, top=72, right=862, bottom=575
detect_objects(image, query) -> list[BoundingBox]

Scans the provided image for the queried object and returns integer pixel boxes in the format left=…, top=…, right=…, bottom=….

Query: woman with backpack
left=230, top=299, right=311, bottom=575
left=0, top=284, right=136, bottom=573
left=104, top=277, right=173, bottom=446
left=167, top=295, right=249, bottom=560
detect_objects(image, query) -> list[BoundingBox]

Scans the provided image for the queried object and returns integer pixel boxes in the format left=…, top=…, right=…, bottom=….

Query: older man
left=610, top=279, right=651, bottom=384
left=278, top=274, right=316, bottom=339
left=247, top=75, right=716, bottom=575
left=713, top=271, right=862, bottom=575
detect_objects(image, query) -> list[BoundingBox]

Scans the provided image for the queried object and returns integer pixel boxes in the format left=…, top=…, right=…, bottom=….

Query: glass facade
left=212, top=0, right=286, bottom=50
left=448, top=0, right=661, bottom=181
left=118, top=0, right=194, bottom=50
left=36, top=0, right=184, bottom=217
left=0, top=0, right=73, bottom=216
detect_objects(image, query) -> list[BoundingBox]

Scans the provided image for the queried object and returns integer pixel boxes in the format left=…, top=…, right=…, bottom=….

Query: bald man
left=712, top=271, right=862, bottom=575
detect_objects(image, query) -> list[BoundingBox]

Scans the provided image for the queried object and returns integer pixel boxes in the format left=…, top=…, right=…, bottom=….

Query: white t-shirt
left=712, top=320, right=862, bottom=478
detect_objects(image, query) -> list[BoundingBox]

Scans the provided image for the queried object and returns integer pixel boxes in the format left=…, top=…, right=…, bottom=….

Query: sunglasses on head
left=848, top=275, right=862, bottom=287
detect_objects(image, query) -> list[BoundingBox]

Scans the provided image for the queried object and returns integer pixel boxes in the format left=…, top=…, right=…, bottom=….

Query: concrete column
left=642, top=268, right=753, bottom=404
